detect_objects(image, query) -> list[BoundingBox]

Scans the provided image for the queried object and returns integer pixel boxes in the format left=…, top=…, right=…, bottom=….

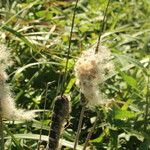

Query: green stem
left=95, top=0, right=111, bottom=53
left=61, top=0, right=79, bottom=95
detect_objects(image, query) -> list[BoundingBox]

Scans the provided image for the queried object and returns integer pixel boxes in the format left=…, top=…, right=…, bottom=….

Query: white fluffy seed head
left=0, top=86, right=36, bottom=120
left=0, top=44, right=35, bottom=120
left=0, top=44, right=12, bottom=70
left=74, top=45, right=114, bottom=107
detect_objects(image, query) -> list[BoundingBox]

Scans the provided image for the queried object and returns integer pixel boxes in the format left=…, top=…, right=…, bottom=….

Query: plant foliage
left=0, top=0, right=149, bottom=149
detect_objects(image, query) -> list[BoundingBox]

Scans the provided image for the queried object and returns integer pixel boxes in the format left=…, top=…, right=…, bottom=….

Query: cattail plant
left=74, top=45, right=114, bottom=107
left=0, top=44, right=35, bottom=120
left=47, top=95, right=71, bottom=150
left=73, top=0, right=112, bottom=148
left=73, top=44, right=114, bottom=149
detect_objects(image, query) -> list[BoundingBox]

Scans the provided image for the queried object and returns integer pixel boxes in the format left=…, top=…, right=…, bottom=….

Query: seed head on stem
left=74, top=45, right=114, bottom=107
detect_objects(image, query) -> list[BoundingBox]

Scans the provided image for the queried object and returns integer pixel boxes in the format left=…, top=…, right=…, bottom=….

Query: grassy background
left=0, top=0, right=150, bottom=149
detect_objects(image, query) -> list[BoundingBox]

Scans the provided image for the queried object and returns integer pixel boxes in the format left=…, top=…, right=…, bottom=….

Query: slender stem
left=144, top=66, right=149, bottom=132
left=37, top=83, right=49, bottom=150
left=83, top=111, right=100, bottom=150
left=95, top=0, right=111, bottom=53
left=61, top=0, right=79, bottom=96
left=73, top=106, right=86, bottom=150
left=0, top=100, right=4, bottom=150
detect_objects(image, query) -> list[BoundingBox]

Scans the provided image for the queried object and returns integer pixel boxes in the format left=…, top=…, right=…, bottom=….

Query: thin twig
left=95, top=0, right=111, bottom=53
left=61, top=0, right=79, bottom=96
left=73, top=106, right=86, bottom=150
left=83, top=111, right=100, bottom=150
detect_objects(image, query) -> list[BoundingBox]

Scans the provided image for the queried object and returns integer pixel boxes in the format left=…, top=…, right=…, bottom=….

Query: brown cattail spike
left=47, top=95, right=70, bottom=150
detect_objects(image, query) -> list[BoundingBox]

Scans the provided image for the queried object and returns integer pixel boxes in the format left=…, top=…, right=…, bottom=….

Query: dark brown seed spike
left=47, top=95, right=70, bottom=150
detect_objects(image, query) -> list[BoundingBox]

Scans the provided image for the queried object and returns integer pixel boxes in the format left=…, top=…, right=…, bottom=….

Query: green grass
left=0, top=0, right=150, bottom=149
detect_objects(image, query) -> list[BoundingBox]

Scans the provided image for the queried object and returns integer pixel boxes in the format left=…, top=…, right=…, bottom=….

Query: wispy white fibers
left=0, top=44, right=35, bottom=120
left=74, top=45, right=114, bottom=107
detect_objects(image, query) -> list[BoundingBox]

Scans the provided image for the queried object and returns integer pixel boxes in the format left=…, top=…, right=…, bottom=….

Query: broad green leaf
left=114, top=108, right=137, bottom=120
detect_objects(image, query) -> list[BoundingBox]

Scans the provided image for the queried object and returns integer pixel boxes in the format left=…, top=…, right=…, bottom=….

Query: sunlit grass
left=0, top=0, right=149, bottom=149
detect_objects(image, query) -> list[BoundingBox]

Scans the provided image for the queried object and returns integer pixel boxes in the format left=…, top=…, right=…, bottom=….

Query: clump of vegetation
left=0, top=0, right=149, bottom=149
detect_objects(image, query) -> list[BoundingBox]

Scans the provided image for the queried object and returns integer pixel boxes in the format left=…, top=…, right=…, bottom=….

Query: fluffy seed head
left=0, top=44, right=35, bottom=120
left=1, top=94, right=35, bottom=120
left=0, top=44, right=12, bottom=70
left=74, top=45, right=114, bottom=107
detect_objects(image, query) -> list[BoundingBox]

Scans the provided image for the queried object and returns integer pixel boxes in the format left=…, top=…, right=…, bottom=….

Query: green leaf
left=12, top=62, right=61, bottom=81
left=65, top=78, right=75, bottom=93
left=91, top=128, right=109, bottom=143
left=4, top=126, right=24, bottom=150
left=121, top=99, right=132, bottom=111
left=2, top=26, right=37, bottom=50
left=5, top=134, right=84, bottom=150
left=114, top=108, right=137, bottom=120
left=36, top=10, right=53, bottom=20
left=122, top=73, right=138, bottom=89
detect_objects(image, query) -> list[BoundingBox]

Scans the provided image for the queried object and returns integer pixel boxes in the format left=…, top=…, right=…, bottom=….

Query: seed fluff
left=74, top=45, right=114, bottom=107
left=0, top=44, right=35, bottom=120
